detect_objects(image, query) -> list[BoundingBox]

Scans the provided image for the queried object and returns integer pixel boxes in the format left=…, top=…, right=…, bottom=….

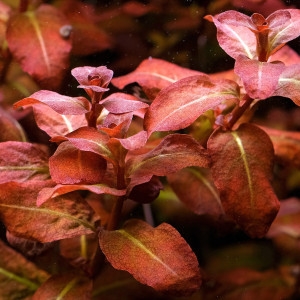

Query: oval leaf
left=207, top=123, right=280, bottom=238
left=99, top=219, right=201, bottom=295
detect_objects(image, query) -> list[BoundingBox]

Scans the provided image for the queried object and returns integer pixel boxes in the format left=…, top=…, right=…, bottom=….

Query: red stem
left=19, top=0, right=29, bottom=12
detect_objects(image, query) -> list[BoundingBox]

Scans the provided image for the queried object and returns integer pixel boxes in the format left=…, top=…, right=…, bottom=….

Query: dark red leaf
left=6, top=5, right=72, bottom=90
left=99, top=219, right=201, bottom=295
left=207, top=123, right=280, bottom=238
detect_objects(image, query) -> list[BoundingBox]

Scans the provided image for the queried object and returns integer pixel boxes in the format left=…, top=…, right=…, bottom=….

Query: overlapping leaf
left=144, top=75, right=240, bottom=135
left=273, top=64, right=300, bottom=106
left=32, top=104, right=87, bottom=138
left=0, top=239, right=49, bottom=300
left=32, top=273, right=92, bottom=300
left=207, top=123, right=280, bottom=238
left=100, top=219, right=201, bottom=295
left=0, top=141, right=49, bottom=183
left=112, top=58, right=203, bottom=99
left=14, top=90, right=91, bottom=115
left=0, top=181, right=97, bottom=242
left=6, top=4, right=72, bottom=90
left=49, top=141, right=107, bottom=185
left=126, top=134, right=210, bottom=187
left=235, top=55, right=285, bottom=99
left=168, top=167, right=224, bottom=217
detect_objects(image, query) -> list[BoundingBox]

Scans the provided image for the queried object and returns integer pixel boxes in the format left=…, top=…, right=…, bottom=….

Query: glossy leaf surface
left=208, top=123, right=280, bottom=237
left=100, top=219, right=201, bottom=295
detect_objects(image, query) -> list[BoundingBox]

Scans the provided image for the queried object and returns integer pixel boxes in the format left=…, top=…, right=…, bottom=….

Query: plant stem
left=87, top=92, right=104, bottom=128
left=225, top=94, right=254, bottom=130
left=19, top=0, right=29, bottom=12
left=0, top=49, right=12, bottom=84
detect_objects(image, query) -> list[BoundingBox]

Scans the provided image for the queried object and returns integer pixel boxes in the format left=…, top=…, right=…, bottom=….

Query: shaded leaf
left=234, top=55, right=285, bottom=99
left=112, top=57, right=203, bottom=99
left=37, top=183, right=126, bottom=207
left=126, top=134, right=210, bottom=188
left=273, top=63, right=300, bottom=106
left=168, top=167, right=224, bottom=217
left=0, top=181, right=97, bottom=242
left=0, top=141, right=49, bottom=184
left=144, top=75, right=240, bottom=135
left=32, top=103, right=87, bottom=138
left=49, top=141, right=107, bottom=185
left=32, top=273, right=92, bottom=300
left=100, top=219, right=201, bottom=295
left=207, top=123, right=280, bottom=238
left=0, top=239, right=49, bottom=300
left=14, top=90, right=91, bottom=115
left=6, top=5, right=72, bottom=90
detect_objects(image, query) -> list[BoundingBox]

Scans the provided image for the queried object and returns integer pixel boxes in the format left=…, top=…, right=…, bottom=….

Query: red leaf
left=270, top=45, right=300, bottom=66
left=144, top=75, right=240, bottom=135
left=273, top=63, right=300, bottom=106
left=49, top=141, right=107, bottom=185
left=234, top=55, right=285, bottom=99
left=100, top=93, right=149, bottom=113
left=0, top=141, right=49, bottom=184
left=99, top=219, right=201, bottom=295
left=168, top=168, right=224, bottom=217
left=0, top=239, right=49, bottom=299
left=6, top=5, right=72, bottom=90
left=32, top=273, right=92, bottom=300
left=14, top=90, right=91, bottom=115
left=126, top=134, right=210, bottom=188
left=32, top=103, right=87, bottom=138
left=111, top=57, right=204, bottom=99
left=37, top=183, right=126, bottom=207
left=116, top=130, right=148, bottom=151
left=0, top=107, right=26, bottom=142
left=207, top=123, right=280, bottom=238
left=0, top=181, right=98, bottom=242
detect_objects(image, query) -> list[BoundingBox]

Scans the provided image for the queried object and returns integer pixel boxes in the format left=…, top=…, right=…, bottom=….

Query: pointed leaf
left=205, top=12, right=257, bottom=59
left=0, top=181, right=97, bottom=242
left=235, top=55, right=285, bottom=99
left=14, top=90, right=91, bottom=115
left=126, top=134, right=210, bottom=188
left=144, top=75, right=240, bottom=135
left=32, top=273, right=92, bottom=300
left=100, top=219, right=201, bottom=295
left=273, top=63, right=300, bottom=106
left=37, top=183, right=126, bottom=207
left=0, top=239, right=49, bottom=300
left=6, top=5, right=72, bottom=90
left=0, top=141, right=49, bottom=184
left=116, top=130, right=148, bottom=151
left=207, top=123, right=280, bottom=238
left=112, top=57, right=204, bottom=99
left=49, top=141, right=107, bottom=185
left=32, top=104, right=87, bottom=138
left=270, top=45, right=300, bottom=66
left=168, top=167, right=224, bottom=217
left=100, top=93, right=149, bottom=113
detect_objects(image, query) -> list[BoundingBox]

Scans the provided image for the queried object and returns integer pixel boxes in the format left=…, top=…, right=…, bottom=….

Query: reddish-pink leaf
left=32, top=103, right=87, bottom=138
left=0, top=181, right=97, bottom=242
left=49, top=141, right=107, bottom=185
left=116, top=130, right=148, bottom=151
left=37, top=183, right=126, bottom=207
left=126, top=134, right=210, bottom=188
left=99, top=219, right=201, bottom=295
left=273, top=64, right=300, bottom=106
left=168, top=167, right=224, bottom=217
left=144, top=75, right=240, bottom=135
left=6, top=5, right=72, bottom=90
left=0, top=107, right=26, bottom=142
left=270, top=45, right=300, bottom=66
left=0, top=141, right=49, bottom=183
left=14, top=90, right=91, bottom=115
left=32, top=273, right=92, bottom=300
left=207, top=123, right=280, bottom=238
left=234, top=55, right=285, bottom=99
left=102, top=112, right=133, bottom=135
left=100, top=93, right=149, bottom=113
left=112, top=57, right=204, bottom=99
left=0, top=239, right=49, bottom=299
left=204, top=12, right=257, bottom=59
